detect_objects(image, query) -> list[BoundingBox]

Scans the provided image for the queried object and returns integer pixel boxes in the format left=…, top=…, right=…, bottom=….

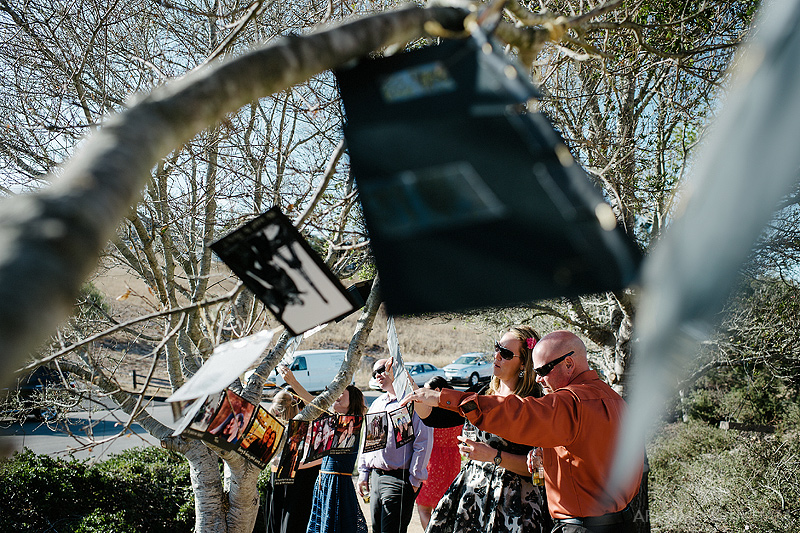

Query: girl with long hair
left=280, top=367, right=368, bottom=533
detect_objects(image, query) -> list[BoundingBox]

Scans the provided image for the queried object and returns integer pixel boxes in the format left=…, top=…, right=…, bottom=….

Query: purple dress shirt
left=358, top=392, right=433, bottom=488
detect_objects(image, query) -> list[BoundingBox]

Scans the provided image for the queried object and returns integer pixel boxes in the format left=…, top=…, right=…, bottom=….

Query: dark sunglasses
left=534, top=351, right=574, bottom=377
left=494, top=342, right=519, bottom=361
left=372, top=365, right=387, bottom=378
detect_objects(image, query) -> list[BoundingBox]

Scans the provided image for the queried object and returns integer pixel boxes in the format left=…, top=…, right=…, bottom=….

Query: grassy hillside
left=88, top=267, right=496, bottom=391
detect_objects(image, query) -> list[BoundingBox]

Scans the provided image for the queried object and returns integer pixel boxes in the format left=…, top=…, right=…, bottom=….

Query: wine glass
left=462, top=421, right=477, bottom=441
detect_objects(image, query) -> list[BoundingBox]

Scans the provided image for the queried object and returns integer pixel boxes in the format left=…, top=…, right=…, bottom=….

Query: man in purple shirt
left=358, top=358, right=433, bottom=533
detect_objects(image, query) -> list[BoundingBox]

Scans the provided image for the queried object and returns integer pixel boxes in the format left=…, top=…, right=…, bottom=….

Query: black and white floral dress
left=425, top=426, right=550, bottom=533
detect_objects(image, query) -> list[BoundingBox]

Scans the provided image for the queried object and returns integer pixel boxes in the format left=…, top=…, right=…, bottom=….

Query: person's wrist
left=493, top=448, right=502, bottom=466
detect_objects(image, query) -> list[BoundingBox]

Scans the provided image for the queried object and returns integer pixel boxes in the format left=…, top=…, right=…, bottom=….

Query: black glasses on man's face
left=372, top=365, right=387, bottom=378
left=534, top=351, right=574, bottom=377
left=494, top=342, right=519, bottom=361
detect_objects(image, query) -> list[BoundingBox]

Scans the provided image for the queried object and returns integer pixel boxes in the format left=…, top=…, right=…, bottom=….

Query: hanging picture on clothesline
left=389, top=403, right=415, bottom=448
left=275, top=419, right=310, bottom=484
left=167, top=330, right=275, bottom=404
left=330, top=414, right=363, bottom=455
left=170, top=385, right=406, bottom=474
left=304, top=415, right=336, bottom=463
left=210, top=207, right=358, bottom=336
left=363, top=411, right=389, bottom=453
left=205, top=389, right=257, bottom=450
left=387, top=316, right=412, bottom=399
left=238, top=406, right=285, bottom=469
left=171, top=391, right=224, bottom=438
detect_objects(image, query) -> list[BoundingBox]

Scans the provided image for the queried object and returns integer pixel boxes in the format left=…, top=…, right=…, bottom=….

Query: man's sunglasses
left=534, top=351, right=574, bottom=377
left=372, top=365, right=387, bottom=378
left=494, top=342, right=519, bottom=361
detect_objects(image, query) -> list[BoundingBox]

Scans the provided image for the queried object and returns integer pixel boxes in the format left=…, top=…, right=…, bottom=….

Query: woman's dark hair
left=424, top=376, right=452, bottom=390
left=346, top=384, right=367, bottom=416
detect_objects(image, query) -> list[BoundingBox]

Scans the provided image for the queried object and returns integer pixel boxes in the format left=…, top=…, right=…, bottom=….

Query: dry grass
left=301, top=306, right=492, bottom=387
left=87, top=267, right=497, bottom=391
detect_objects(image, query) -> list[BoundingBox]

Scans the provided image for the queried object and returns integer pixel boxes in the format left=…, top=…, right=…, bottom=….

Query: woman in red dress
left=415, top=376, right=463, bottom=529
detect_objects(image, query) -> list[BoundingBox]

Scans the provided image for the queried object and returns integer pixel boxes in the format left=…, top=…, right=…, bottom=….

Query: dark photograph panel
left=363, top=412, right=389, bottom=453
left=204, top=389, right=256, bottom=449
left=210, top=208, right=357, bottom=336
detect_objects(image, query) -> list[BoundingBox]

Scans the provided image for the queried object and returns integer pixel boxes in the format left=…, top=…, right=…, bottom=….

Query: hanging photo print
left=210, top=208, right=358, bottom=336
left=304, top=415, right=336, bottom=462
left=300, top=418, right=316, bottom=463
left=387, top=316, right=412, bottom=399
left=337, top=33, right=642, bottom=315
left=389, top=404, right=415, bottom=448
left=330, top=415, right=363, bottom=455
left=363, top=411, right=389, bottom=453
left=167, top=330, right=274, bottom=404
left=170, top=397, right=196, bottom=423
left=237, top=406, right=285, bottom=469
left=204, top=389, right=256, bottom=449
left=172, top=391, right=224, bottom=438
left=275, top=419, right=311, bottom=484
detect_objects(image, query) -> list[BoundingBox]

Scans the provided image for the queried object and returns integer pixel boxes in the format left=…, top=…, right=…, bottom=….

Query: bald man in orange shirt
left=403, top=331, right=643, bottom=533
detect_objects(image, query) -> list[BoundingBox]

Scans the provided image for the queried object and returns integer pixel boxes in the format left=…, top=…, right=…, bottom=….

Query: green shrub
left=648, top=422, right=800, bottom=532
left=72, top=510, right=138, bottom=533
left=0, top=447, right=194, bottom=532
left=683, top=365, right=795, bottom=427
left=94, top=446, right=194, bottom=522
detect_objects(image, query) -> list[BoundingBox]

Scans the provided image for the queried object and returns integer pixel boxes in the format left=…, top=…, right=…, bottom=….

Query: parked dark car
left=1, top=366, right=75, bottom=422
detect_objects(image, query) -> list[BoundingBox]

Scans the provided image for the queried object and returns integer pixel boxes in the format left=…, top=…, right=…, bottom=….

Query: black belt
left=373, top=468, right=410, bottom=482
left=556, top=505, right=634, bottom=527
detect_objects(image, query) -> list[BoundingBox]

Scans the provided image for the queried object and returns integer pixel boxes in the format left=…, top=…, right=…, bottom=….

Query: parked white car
left=368, top=362, right=446, bottom=390
left=443, top=352, right=493, bottom=386
left=247, top=349, right=348, bottom=396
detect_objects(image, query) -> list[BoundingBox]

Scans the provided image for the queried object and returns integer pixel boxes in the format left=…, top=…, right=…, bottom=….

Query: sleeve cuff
left=438, top=388, right=467, bottom=411
left=439, top=389, right=482, bottom=417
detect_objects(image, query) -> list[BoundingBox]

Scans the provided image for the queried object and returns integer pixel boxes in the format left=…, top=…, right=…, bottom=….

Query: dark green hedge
left=0, top=447, right=194, bottom=532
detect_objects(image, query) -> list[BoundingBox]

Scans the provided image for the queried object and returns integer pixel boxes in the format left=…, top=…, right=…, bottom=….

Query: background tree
left=474, top=0, right=759, bottom=398
left=672, top=204, right=800, bottom=426
left=0, top=2, right=467, bottom=530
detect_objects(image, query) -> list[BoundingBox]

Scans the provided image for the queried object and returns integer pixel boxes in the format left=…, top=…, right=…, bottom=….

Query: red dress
left=417, top=424, right=463, bottom=507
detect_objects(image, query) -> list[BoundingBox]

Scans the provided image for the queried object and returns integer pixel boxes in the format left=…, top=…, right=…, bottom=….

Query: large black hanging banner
left=336, top=32, right=641, bottom=314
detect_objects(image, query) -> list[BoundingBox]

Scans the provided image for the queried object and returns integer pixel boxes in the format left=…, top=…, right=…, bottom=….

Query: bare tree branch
left=0, top=5, right=469, bottom=387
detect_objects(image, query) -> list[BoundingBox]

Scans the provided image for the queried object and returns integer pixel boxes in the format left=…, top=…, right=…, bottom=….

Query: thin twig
left=200, top=0, right=272, bottom=68
left=20, top=283, right=244, bottom=373
left=294, top=139, right=346, bottom=230
left=122, top=315, right=186, bottom=433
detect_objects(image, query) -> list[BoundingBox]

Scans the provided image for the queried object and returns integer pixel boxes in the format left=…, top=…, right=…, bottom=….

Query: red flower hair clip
left=527, top=338, right=536, bottom=350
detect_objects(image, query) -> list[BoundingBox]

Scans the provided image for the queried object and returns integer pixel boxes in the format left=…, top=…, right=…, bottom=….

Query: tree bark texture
left=184, top=440, right=228, bottom=533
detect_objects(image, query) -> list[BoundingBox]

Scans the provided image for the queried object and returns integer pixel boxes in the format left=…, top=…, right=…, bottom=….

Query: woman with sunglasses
left=417, top=325, right=551, bottom=533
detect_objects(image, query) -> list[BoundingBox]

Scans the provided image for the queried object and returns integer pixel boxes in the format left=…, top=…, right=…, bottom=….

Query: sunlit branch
left=20, top=283, right=244, bottom=373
